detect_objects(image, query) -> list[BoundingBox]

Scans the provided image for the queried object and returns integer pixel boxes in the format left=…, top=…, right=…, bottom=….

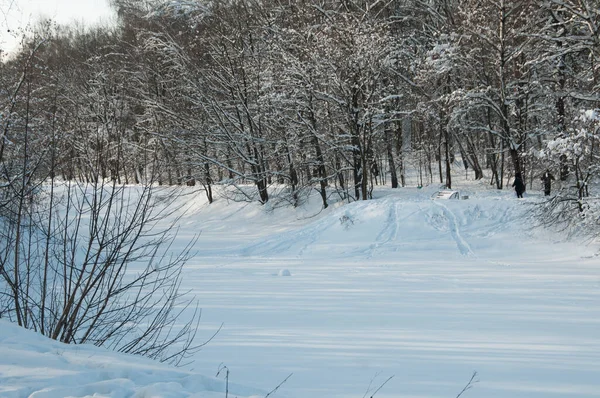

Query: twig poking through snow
left=216, top=363, right=229, bottom=398
left=456, top=371, right=478, bottom=398
left=362, top=371, right=383, bottom=398
left=369, top=375, right=394, bottom=398
left=265, top=373, right=293, bottom=398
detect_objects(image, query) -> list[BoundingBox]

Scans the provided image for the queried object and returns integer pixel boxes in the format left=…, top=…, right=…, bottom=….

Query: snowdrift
left=0, top=319, right=264, bottom=398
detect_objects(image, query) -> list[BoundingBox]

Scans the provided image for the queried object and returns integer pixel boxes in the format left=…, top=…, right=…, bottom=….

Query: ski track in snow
left=368, top=201, right=426, bottom=258
left=433, top=200, right=474, bottom=256
left=243, top=196, right=488, bottom=260
left=369, top=200, right=401, bottom=257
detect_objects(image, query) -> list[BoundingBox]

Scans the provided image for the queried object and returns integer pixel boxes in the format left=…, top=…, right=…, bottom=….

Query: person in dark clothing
left=512, top=172, right=525, bottom=198
left=541, top=169, right=555, bottom=196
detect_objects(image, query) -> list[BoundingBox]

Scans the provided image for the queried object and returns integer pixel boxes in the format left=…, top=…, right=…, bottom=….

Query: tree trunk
left=385, top=127, right=398, bottom=188
left=351, top=131, right=362, bottom=200
left=444, top=126, right=452, bottom=189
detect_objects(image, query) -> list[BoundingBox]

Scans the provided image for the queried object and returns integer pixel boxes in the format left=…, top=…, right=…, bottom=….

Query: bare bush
left=0, top=177, right=202, bottom=365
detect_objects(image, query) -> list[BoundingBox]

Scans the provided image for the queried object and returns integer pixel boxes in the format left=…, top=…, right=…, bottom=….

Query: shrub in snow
left=0, top=181, right=201, bottom=366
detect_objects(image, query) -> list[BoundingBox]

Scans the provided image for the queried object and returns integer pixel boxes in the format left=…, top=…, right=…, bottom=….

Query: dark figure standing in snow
left=541, top=169, right=555, bottom=196
left=512, top=173, right=525, bottom=198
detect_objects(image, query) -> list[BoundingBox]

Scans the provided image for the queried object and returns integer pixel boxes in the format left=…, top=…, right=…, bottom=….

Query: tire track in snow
left=433, top=201, right=474, bottom=256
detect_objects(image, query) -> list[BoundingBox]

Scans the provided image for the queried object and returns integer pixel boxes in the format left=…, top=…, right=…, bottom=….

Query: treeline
left=1, top=0, right=599, bottom=209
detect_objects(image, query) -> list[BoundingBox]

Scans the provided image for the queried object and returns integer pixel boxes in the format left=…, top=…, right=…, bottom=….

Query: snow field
left=2, top=180, right=600, bottom=398
left=182, top=184, right=600, bottom=398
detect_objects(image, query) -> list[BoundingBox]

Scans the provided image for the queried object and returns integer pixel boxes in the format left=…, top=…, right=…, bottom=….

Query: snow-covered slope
left=241, top=190, right=518, bottom=259
left=0, top=319, right=263, bottom=398
left=2, top=181, right=600, bottom=398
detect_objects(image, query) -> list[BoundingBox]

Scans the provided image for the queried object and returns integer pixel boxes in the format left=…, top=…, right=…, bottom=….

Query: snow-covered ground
left=2, top=178, right=600, bottom=398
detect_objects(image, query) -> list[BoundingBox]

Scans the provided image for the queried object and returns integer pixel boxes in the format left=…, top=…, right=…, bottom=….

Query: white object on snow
left=432, top=190, right=460, bottom=200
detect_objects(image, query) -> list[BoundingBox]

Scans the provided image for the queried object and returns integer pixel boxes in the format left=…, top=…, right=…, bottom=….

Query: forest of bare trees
left=1, top=0, right=599, bottom=356
left=2, top=0, right=599, bottom=206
